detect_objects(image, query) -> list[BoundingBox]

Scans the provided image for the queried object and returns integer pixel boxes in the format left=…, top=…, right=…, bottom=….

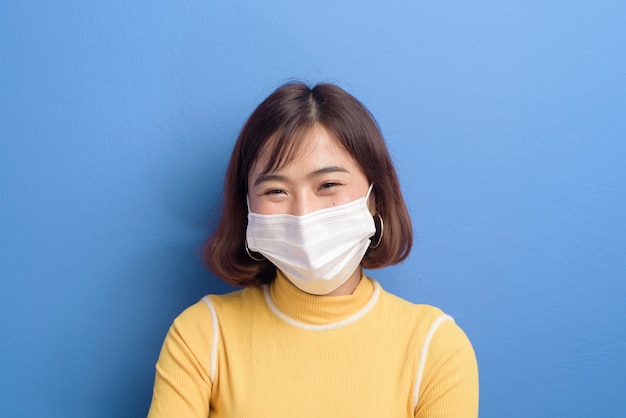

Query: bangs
left=259, top=123, right=319, bottom=175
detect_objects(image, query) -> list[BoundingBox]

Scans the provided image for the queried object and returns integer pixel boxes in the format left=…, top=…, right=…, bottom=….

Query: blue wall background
left=1, top=1, right=625, bottom=416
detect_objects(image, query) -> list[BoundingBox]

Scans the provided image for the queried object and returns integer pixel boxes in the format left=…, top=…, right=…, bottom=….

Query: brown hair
left=203, top=82, right=413, bottom=287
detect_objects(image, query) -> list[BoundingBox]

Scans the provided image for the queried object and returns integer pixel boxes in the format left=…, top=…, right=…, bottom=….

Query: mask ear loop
left=370, top=213, right=384, bottom=249
left=245, top=193, right=265, bottom=261
left=245, top=240, right=265, bottom=262
left=365, top=184, right=383, bottom=249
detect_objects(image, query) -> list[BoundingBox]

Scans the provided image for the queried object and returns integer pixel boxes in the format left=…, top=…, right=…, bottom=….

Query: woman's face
left=247, top=126, right=370, bottom=216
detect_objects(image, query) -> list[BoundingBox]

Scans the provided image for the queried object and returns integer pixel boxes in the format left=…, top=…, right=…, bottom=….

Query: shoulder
left=158, top=289, right=255, bottom=380
left=163, top=299, right=216, bottom=357
left=414, top=314, right=479, bottom=415
left=201, top=286, right=264, bottom=317
left=374, top=283, right=475, bottom=366
left=374, top=286, right=478, bottom=414
left=173, top=298, right=212, bottom=324
left=170, top=287, right=267, bottom=340
left=172, top=287, right=259, bottom=328
left=375, top=284, right=449, bottom=329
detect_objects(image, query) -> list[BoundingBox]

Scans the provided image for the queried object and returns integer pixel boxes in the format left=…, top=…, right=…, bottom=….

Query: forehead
left=249, top=125, right=358, bottom=177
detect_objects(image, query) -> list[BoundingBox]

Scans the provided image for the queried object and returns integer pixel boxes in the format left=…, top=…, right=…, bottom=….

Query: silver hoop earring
left=245, top=241, right=264, bottom=262
left=370, top=213, right=384, bottom=249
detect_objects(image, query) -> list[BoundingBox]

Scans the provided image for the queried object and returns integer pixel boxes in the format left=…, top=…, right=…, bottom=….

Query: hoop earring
left=370, top=213, right=384, bottom=249
left=245, top=241, right=264, bottom=262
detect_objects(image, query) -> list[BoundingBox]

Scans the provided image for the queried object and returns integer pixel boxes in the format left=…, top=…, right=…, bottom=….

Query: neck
left=266, top=270, right=377, bottom=327
left=278, top=266, right=363, bottom=296
left=324, top=268, right=363, bottom=296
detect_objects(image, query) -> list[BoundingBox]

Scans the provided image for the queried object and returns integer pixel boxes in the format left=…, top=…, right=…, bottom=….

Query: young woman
left=148, top=82, right=479, bottom=417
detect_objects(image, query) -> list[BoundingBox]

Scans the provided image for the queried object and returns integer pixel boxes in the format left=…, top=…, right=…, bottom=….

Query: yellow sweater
left=148, top=273, right=478, bottom=417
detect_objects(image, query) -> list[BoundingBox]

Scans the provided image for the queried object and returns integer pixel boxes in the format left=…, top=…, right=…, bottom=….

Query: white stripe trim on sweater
left=201, top=296, right=219, bottom=383
left=412, top=313, right=454, bottom=412
left=262, top=281, right=381, bottom=332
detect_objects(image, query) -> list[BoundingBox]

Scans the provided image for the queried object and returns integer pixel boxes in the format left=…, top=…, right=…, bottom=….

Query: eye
left=319, top=182, right=340, bottom=191
left=264, top=188, right=286, bottom=195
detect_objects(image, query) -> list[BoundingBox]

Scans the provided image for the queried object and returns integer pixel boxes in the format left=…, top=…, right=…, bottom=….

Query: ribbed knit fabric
left=148, top=273, right=478, bottom=417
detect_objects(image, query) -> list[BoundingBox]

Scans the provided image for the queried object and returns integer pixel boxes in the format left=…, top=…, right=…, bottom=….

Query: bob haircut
left=203, top=82, right=413, bottom=287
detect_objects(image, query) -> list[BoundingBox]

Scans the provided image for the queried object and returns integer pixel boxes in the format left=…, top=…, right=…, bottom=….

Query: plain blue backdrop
left=1, top=1, right=625, bottom=416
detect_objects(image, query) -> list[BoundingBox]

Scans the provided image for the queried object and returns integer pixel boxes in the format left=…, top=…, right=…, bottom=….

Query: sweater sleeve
left=147, top=301, right=214, bottom=418
left=414, top=318, right=479, bottom=418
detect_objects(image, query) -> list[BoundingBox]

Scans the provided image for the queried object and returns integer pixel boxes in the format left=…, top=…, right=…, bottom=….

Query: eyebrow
left=253, top=166, right=350, bottom=187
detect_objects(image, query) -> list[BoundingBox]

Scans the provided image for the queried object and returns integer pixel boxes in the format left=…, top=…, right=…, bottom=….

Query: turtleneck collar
left=262, top=271, right=380, bottom=330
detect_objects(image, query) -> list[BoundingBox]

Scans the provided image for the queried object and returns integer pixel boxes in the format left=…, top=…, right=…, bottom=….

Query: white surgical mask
left=246, top=185, right=376, bottom=295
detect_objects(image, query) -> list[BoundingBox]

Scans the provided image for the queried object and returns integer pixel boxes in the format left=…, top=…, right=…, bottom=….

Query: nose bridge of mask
left=291, top=183, right=374, bottom=222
